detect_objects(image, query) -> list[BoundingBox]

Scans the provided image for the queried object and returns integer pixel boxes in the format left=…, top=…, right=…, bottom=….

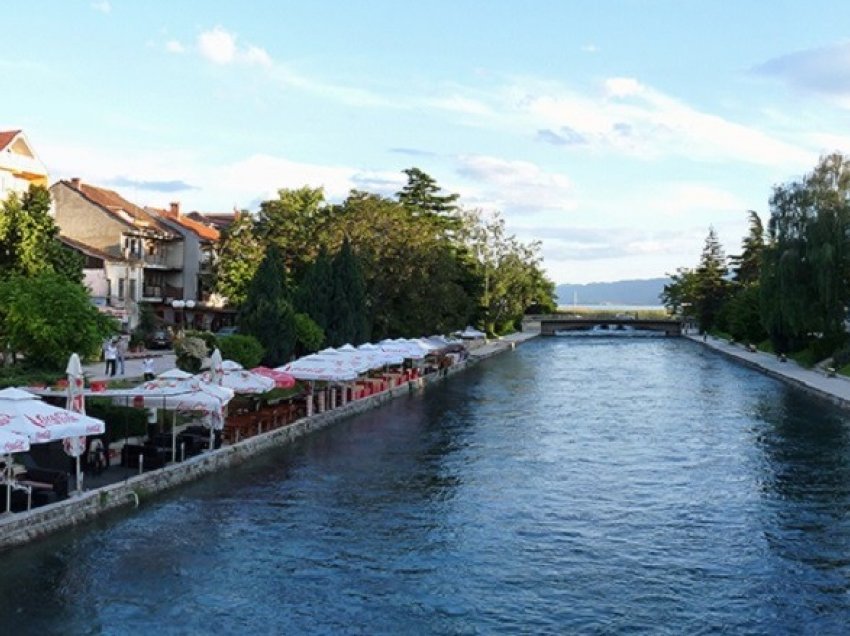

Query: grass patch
left=789, top=348, right=820, bottom=368
left=757, top=340, right=775, bottom=354
left=839, top=364, right=850, bottom=378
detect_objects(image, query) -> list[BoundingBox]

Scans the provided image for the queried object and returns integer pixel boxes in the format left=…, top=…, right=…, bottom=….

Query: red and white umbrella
left=0, top=387, right=105, bottom=443
left=251, top=366, right=297, bottom=389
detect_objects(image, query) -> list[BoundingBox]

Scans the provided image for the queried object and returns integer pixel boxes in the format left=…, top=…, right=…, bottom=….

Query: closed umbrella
left=64, top=353, right=88, bottom=493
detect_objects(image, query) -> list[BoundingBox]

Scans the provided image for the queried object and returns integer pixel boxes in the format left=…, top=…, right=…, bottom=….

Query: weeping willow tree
left=761, top=153, right=850, bottom=352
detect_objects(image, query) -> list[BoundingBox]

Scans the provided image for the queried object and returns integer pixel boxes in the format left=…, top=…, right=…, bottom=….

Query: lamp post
left=172, top=299, right=196, bottom=332
left=171, top=299, right=185, bottom=329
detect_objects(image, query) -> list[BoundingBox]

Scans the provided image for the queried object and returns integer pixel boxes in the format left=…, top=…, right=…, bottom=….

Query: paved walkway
left=687, top=334, right=850, bottom=408
left=468, top=330, right=539, bottom=359
left=82, top=350, right=176, bottom=382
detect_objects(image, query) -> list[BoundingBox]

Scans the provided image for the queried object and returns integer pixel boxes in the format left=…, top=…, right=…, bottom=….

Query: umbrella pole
left=5, top=459, right=10, bottom=514
left=76, top=455, right=82, bottom=494
left=172, top=410, right=177, bottom=463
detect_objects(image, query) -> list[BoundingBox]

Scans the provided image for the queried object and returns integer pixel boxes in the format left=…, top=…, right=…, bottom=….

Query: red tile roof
left=148, top=207, right=220, bottom=241
left=0, top=130, right=21, bottom=152
left=62, top=180, right=175, bottom=237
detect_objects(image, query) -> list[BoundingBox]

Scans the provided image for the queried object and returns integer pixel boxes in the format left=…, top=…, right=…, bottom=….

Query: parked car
left=215, top=326, right=240, bottom=337
left=147, top=329, right=173, bottom=349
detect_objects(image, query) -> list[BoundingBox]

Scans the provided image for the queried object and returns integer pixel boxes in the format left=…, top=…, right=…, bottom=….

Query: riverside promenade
left=689, top=334, right=850, bottom=410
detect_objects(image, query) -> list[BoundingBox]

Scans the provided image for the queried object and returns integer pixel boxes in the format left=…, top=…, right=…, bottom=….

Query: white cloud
left=581, top=44, right=599, bottom=53
left=91, top=1, right=111, bottom=13
left=455, top=154, right=575, bottom=213
left=197, top=27, right=273, bottom=68
left=198, top=27, right=237, bottom=65
left=523, top=76, right=814, bottom=168
left=165, top=40, right=185, bottom=54
left=243, top=45, right=272, bottom=68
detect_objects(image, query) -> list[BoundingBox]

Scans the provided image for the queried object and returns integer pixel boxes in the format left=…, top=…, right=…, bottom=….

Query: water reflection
left=3, top=340, right=850, bottom=632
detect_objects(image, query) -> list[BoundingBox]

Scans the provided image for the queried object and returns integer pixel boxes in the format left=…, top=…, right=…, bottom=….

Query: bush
left=86, top=399, right=149, bottom=439
left=832, top=345, right=850, bottom=369
left=184, top=330, right=217, bottom=354
left=218, top=334, right=264, bottom=368
left=0, top=366, right=63, bottom=389
left=174, top=336, right=208, bottom=373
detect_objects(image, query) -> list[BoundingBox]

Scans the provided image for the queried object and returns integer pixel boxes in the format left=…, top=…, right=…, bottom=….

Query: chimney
left=70, top=177, right=81, bottom=190
left=169, top=202, right=180, bottom=217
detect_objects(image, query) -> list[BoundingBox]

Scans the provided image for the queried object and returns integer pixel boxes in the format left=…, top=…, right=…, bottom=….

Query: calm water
left=3, top=338, right=850, bottom=634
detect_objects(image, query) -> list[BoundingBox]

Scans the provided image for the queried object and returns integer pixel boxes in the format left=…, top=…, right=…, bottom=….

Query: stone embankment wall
left=0, top=355, right=481, bottom=550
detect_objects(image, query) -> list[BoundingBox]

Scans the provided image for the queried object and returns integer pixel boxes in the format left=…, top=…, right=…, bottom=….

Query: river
left=2, top=337, right=850, bottom=634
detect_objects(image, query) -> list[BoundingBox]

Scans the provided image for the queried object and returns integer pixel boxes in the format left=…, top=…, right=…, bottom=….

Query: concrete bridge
left=532, top=315, right=683, bottom=336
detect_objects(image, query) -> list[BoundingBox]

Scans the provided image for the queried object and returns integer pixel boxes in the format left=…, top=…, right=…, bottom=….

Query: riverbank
left=0, top=332, right=538, bottom=550
left=688, top=333, right=850, bottom=410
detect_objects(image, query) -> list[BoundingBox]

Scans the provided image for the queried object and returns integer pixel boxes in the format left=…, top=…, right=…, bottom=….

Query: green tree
left=0, top=185, right=83, bottom=282
left=256, top=186, right=327, bottom=277
left=293, top=313, right=324, bottom=355
left=218, top=334, right=265, bottom=369
left=661, top=267, right=699, bottom=318
left=238, top=245, right=296, bottom=366
left=729, top=211, right=765, bottom=285
left=213, top=211, right=265, bottom=306
left=326, top=238, right=369, bottom=346
left=760, top=154, right=850, bottom=352
left=294, top=247, right=333, bottom=337
left=0, top=272, right=115, bottom=369
left=396, top=167, right=461, bottom=234
left=693, top=226, right=729, bottom=332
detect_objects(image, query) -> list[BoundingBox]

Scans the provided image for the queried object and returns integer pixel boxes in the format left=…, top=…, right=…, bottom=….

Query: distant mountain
left=556, top=277, right=668, bottom=307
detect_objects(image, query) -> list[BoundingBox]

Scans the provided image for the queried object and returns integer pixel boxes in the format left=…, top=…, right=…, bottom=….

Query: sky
left=3, top=1, right=850, bottom=284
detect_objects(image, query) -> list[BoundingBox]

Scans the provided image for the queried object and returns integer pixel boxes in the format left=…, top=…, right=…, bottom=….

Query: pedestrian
left=143, top=356, right=155, bottom=381
left=116, top=335, right=128, bottom=375
left=104, top=340, right=117, bottom=377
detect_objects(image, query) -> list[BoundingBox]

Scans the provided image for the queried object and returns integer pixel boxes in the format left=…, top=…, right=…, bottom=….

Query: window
left=129, top=279, right=137, bottom=300
left=118, top=279, right=125, bottom=300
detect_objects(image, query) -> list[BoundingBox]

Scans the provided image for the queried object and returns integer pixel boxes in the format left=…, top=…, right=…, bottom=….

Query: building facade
left=0, top=130, right=48, bottom=200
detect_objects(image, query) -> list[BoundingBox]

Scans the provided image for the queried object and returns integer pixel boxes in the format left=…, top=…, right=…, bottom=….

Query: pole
left=172, top=410, right=177, bottom=463
left=76, top=455, right=82, bottom=494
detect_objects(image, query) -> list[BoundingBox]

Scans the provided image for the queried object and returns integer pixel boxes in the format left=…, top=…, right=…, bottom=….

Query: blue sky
left=3, top=1, right=850, bottom=284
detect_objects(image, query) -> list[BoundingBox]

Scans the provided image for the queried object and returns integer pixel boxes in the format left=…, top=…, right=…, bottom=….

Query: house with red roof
left=0, top=130, right=49, bottom=199
left=145, top=202, right=235, bottom=330
left=50, top=178, right=184, bottom=329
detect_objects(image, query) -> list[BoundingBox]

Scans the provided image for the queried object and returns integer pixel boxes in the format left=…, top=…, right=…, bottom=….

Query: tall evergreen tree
left=693, top=227, right=729, bottom=332
left=238, top=245, right=296, bottom=365
left=295, top=247, right=333, bottom=337
left=396, top=167, right=461, bottom=234
left=729, top=211, right=765, bottom=285
left=326, top=238, right=369, bottom=346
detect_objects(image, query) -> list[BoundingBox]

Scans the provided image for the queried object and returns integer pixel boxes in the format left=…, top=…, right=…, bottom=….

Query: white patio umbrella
left=64, top=353, right=88, bottom=494
left=199, top=359, right=275, bottom=394
left=0, top=388, right=105, bottom=443
left=136, top=369, right=234, bottom=459
left=277, top=357, right=360, bottom=382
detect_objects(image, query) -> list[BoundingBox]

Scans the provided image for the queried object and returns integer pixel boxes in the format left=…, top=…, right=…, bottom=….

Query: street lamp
left=171, top=299, right=185, bottom=327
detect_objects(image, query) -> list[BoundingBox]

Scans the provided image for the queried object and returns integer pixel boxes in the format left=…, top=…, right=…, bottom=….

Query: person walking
left=104, top=340, right=117, bottom=377
left=116, top=335, right=128, bottom=375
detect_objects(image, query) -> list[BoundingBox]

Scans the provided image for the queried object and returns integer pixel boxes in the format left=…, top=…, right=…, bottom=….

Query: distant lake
left=557, top=304, right=666, bottom=312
